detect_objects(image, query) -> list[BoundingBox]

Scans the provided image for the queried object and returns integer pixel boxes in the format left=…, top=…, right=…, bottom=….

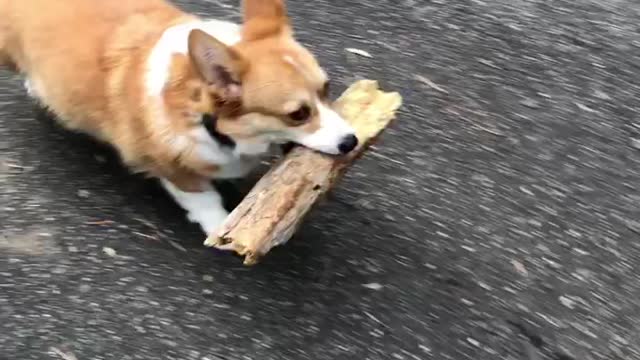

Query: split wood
left=204, top=79, right=403, bottom=265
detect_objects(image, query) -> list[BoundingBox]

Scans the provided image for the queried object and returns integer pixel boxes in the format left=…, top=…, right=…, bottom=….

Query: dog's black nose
left=338, top=134, right=358, bottom=154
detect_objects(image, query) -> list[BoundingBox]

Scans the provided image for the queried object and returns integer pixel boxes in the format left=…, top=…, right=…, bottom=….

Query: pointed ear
left=188, top=29, right=246, bottom=99
left=242, top=0, right=290, bottom=41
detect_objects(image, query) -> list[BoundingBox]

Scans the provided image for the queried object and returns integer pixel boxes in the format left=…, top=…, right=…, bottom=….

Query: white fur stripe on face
left=292, top=99, right=356, bottom=154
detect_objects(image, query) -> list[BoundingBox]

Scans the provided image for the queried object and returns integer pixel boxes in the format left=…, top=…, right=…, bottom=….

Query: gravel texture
left=2, top=1, right=640, bottom=359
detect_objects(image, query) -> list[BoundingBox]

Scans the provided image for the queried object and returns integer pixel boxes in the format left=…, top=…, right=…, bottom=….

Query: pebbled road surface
left=2, top=1, right=640, bottom=359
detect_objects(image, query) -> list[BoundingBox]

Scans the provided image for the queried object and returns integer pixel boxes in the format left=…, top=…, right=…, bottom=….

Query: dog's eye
left=288, top=105, right=311, bottom=123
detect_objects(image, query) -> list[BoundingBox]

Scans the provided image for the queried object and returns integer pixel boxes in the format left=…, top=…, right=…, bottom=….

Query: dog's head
left=181, top=0, right=358, bottom=155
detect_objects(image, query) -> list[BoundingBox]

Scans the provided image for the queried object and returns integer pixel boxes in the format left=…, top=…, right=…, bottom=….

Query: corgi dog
left=0, top=0, right=358, bottom=235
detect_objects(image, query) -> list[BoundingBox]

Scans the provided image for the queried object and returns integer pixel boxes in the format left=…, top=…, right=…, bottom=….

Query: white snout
left=294, top=101, right=358, bottom=155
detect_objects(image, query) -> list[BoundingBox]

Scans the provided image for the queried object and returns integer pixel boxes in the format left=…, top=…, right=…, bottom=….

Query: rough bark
left=204, top=79, right=403, bottom=265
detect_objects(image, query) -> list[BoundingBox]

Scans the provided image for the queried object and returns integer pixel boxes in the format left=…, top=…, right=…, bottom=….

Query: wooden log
left=204, top=79, right=403, bottom=265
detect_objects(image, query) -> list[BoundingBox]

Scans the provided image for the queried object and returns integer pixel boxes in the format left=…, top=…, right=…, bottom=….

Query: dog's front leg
left=160, top=179, right=229, bottom=235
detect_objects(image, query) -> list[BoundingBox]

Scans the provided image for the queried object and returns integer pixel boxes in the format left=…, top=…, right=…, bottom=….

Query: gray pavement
left=2, top=0, right=640, bottom=359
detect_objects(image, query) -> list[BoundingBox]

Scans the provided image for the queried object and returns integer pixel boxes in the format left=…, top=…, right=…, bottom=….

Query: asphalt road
left=2, top=0, right=640, bottom=359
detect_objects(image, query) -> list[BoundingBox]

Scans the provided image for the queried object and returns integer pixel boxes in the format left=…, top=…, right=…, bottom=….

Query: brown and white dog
left=0, top=0, right=358, bottom=235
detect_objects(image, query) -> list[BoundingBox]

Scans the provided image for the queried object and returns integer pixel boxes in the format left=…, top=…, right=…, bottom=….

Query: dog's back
left=0, top=0, right=188, bottom=137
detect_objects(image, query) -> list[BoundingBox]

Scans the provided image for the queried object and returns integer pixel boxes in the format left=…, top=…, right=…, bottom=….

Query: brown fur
left=0, top=0, right=330, bottom=192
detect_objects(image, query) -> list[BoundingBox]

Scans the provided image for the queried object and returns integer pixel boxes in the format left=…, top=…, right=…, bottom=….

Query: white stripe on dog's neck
left=144, top=19, right=243, bottom=161
left=146, top=19, right=241, bottom=97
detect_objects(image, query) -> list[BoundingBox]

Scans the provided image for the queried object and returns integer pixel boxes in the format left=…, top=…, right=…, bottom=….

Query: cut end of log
left=333, top=80, right=402, bottom=142
left=204, top=79, right=403, bottom=265
left=203, top=234, right=261, bottom=265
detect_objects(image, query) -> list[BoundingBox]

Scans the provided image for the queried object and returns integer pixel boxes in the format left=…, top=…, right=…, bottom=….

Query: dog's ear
left=242, top=0, right=291, bottom=41
left=188, top=29, right=246, bottom=99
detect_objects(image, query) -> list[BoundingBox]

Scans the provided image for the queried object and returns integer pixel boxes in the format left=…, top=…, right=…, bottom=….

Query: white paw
left=159, top=178, right=229, bottom=236
left=186, top=212, right=198, bottom=223
left=188, top=208, right=229, bottom=235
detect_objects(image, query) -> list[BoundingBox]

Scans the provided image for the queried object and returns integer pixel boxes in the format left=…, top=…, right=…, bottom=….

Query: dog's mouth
left=280, top=137, right=359, bottom=156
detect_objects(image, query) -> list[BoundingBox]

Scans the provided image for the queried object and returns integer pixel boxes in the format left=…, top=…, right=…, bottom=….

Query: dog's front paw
left=187, top=208, right=229, bottom=235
